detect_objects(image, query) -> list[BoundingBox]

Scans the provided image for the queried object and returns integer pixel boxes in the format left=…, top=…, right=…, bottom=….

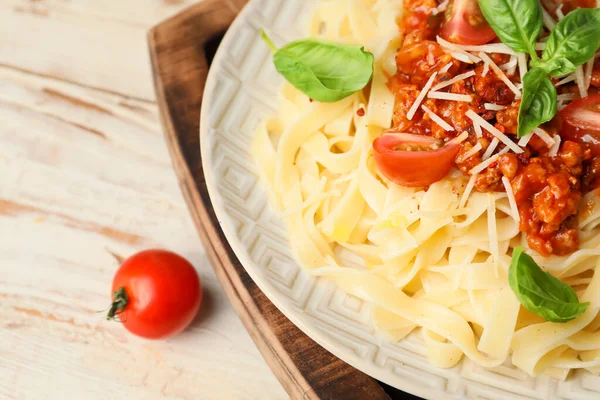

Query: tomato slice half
left=372, top=133, right=460, bottom=187
left=439, top=0, right=497, bottom=45
left=560, top=94, right=600, bottom=155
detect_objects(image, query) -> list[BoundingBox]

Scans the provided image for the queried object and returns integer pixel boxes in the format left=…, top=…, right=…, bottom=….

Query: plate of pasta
left=200, top=0, right=600, bottom=398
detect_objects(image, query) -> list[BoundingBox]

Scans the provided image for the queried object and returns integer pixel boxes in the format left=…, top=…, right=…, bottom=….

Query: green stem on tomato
left=260, top=29, right=278, bottom=53
left=106, top=286, right=129, bottom=321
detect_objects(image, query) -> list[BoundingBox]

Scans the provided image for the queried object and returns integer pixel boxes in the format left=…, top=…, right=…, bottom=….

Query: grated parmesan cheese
left=585, top=58, right=595, bottom=92
left=407, top=72, right=437, bottom=120
left=518, top=132, right=533, bottom=147
left=557, top=93, right=577, bottom=102
left=556, top=73, right=577, bottom=86
left=437, top=36, right=517, bottom=55
left=504, top=55, right=518, bottom=67
left=507, top=62, right=518, bottom=77
left=533, top=127, right=555, bottom=148
left=478, top=53, right=522, bottom=98
left=470, top=153, right=501, bottom=175
left=482, top=61, right=490, bottom=77
left=542, top=7, right=557, bottom=30
left=440, top=62, right=453, bottom=73
left=431, top=71, right=476, bottom=92
left=460, top=173, right=478, bottom=208
left=449, top=131, right=470, bottom=145
left=482, top=137, right=500, bottom=160
left=470, top=147, right=510, bottom=176
left=436, top=36, right=470, bottom=52
left=422, top=105, right=454, bottom=131
left=450, top=51, right=480, bottom=64
left=473, top=121, right=483, bottom=138
left=575, top=66, right=588, bottom=99
left=431, top=0, right=449, bottom=15
left=499, top=56, right=518, bottom=75
left=428, top=92, right=472, bottom=102
left=466, top=110, right=524, bottom=154
left=484, top=103, right=507, bottom=111
left=549, top=134, right=561, bottom=157
left=501, top=176, right=520, bottom=223
left=459, top=142, right=483, bottom=162
left=556, top=4, right=565, bottom=20
left=517, top=54, right=528, bottom=80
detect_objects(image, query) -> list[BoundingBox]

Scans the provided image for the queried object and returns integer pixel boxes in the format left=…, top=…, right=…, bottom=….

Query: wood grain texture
left=0, top=0, right=198, bottom=101
left=0, top=1, right=287, bottom=399
left=149, top=1, right=393, bottom=399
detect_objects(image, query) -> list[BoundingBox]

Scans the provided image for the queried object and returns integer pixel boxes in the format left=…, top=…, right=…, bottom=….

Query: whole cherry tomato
left=107, top=249, right=203, bottom=339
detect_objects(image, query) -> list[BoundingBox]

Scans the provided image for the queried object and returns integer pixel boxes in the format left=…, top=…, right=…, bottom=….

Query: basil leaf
left=532, top=57, right=576, bottom=76
left=541, top=8, right=600, bottom=77
left=478, top=0, right=542, bottom=57
left=509, top=247, right=589, bottom=323
left=517, top=68, right=557, bottom=137
left=261, top=30, right=374, bottom=103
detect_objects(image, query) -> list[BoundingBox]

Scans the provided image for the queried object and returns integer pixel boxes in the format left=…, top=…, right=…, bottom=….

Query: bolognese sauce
left=383, top=0, right=600, bottom=256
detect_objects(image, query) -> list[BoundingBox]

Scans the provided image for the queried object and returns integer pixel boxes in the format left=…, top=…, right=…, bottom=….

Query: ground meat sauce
left=388, top=0, right=600, bottom=256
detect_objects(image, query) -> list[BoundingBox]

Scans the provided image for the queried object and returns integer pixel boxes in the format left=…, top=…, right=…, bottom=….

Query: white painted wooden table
left=0, top=1, right=287, bottom=399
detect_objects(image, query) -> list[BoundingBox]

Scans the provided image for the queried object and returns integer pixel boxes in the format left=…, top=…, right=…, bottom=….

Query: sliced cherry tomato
left=440, top=0, right=497, bottom=45
left=373, top=133, right=460, bottom=187
left=560, top=94, right=600, bottom=155
left=108, top=249, right=203, bottom=339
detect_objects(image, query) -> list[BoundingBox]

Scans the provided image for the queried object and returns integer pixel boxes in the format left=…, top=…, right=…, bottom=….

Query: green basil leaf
left=261, top=30, right=374, bottom=103
left=509, top=247, right=589, bottom=323
left=478, top=0, right=542, bottom=56
left=541, top=8, right=600, bottom=77
left=517, top=68, right=557, bottom=137
left=532, top=57, right=576, bottom=76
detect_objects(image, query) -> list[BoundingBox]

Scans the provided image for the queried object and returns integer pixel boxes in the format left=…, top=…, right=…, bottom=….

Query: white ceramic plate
left=199, top=1, right=600, bottom=398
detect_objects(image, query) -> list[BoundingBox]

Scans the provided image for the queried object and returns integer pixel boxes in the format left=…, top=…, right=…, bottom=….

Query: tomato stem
left=107, top=286, right=129, bottom=321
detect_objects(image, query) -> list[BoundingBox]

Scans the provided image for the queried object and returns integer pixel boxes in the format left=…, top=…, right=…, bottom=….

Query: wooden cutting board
left=148, top=1, right=418, bottom=399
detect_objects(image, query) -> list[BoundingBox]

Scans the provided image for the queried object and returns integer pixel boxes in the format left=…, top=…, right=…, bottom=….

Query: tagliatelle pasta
left=252, top=0, right=600, bottom=378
